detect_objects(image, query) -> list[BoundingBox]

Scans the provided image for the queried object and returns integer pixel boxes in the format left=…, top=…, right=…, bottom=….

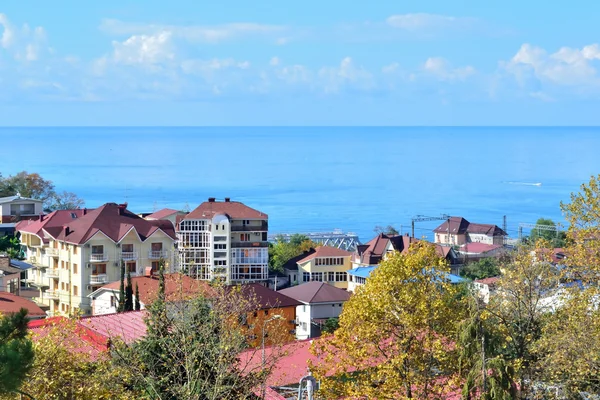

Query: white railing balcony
left=148, top=250, right=168, bottom=259
left=90, top=274, right=108, bottom=285
left=46, top=248, right=59, bottom=257
left=46, top=268, right=59, bottom=278
left=89, top=253, right=108, bottom=262
left=120, top=251, right=138, bottom=261
left=44, top=290, right=59, bottom=300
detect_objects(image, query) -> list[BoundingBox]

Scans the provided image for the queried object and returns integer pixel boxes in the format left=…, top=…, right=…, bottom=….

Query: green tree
left=460, top=258, right=501, bottom=280
left=125, top=271, right=134, bottom=312
left=117, top=262, right=126, bottom=313
left=0, top=309, right=34, bottom=396
left=0, top=171, right=55, bottom=208
left=268, top=234, right=317, bottom=273
left=134, top=283, right=141, bottom=311
left=528, top=218, right=567, bottom=247
left=321, top=318, right=339, bottom=335
left=46, top=190, right=85, bottom=211
left=0, top=234, right=23, bottom=260
left=374, top=225, right=399, bottom=235
left=311, top=242, right=464, bottom=399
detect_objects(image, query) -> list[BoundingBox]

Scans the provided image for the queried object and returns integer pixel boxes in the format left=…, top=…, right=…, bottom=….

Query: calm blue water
left=1, top=127, right=598, bottom=242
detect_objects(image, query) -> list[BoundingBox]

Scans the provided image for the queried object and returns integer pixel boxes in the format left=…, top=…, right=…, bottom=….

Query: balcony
left=89, top=253, right=108, bottom=262
left=148, top=250, right=169, bottom=259
left=231, top=222, right=269, bottom=232
left=120, top=251, right=138, bottom=261
left=44, top=290, right=59, bottom=300
left=46, top=248, right=59, bottom=257
left=90, top=274, right=108, bottom=285
left=231, top=242, right=268, bottom=248
left=46, top=268, right=59, bottom=278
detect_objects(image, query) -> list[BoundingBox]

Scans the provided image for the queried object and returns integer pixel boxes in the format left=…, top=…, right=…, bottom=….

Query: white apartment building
left=177, top=197, right=269, bottom=284
left=17, top=203, right=177, bottom=316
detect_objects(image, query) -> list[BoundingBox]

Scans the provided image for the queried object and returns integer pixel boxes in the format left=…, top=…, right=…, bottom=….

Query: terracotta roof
left=231, top=283, right=302, bottom=310
left=433, top=217, right=507, bottom=236
left=297, top=246, right=352, bottom=264
left=29, top=317, right=104, bottom=360
left=185, top=199, right=267, bottom=220
left=16, top=209, right=88, bottom=244
left=356, top=234, right=456, bottom=265
left=92, top=274, right=213, bottom=305
left=282, top=249, right=316, bottom=272
left=145, top=208, right=182, bottom=220
left=0, top=292, right=46, bottom=317
left=78, top=311, right=147, bottom=345
left=460, top=243, right=502, bottom=254
left=279, top=282, right=351, bottom=304
left=50, top=203, right=176, bottom=245
left=474, top=277, right=500, bottom=287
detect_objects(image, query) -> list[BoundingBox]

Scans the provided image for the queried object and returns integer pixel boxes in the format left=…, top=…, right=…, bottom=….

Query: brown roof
left=185, top=199, right=267, bottom=221
left=0, top=292, right=46, bottom=317
left=93, top=274, right=213, bottom=305
left=279, top=282, right=351, bottom=304
left=145, top=208, right=183, bottom=220
left=297, top=246, right=352, bottom=264
left=232, top=283, right=301, bottom=310
left=433, top=216, right=506, bottom=236
left=356, top=233, right=457, bottom=265
left=51, top=203, right=176, bottom=245
left=282, top=249, right=316, bottom=272
left=16, top=209, right=89, bottom=244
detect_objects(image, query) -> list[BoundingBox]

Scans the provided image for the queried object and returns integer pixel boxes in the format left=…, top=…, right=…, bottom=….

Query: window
left=122, top=244, right=133, bottom=253
left=264, top=310, right=269, bottom=316
left=313, top=272, right=323, bottom=282
left=126, top=261, right=136, bottom=273
left=302, top=305, right=306, bottom=312
left=303, top=272, right=311, bottom=282
left=73, top=246, right=77, bottom=255
left=92, top=264, right=106, bottom=275
left=61, top=282, right=65, bottom=290
left=73, top=263, right=78, bottom=274
left=151, top=261, right=160, bottom=271
left=216, top=225, right=219, bottom=231
left=110, top=296, right=116, bottom=308
left=73, top=286, right=78, bottom=296
left=222, top=225, right=225, bottom=230
left=214, top=260, right=227, bottom=266
left=328, top=272, right=335, bottom=281
left=61, top=260, right=65, bottom=269
left=214, top=243, right=227, bottom=250
left=336, top=272, right=347, bottom=282
left=66, top=283, right=70, bottom=292
left=61, top=242, right=64, bottom=250
left=151, top=243, right=163, bottom=251
left=240, top=233, right=250, bottom=241
left=91, top=245, right=103, bottom=254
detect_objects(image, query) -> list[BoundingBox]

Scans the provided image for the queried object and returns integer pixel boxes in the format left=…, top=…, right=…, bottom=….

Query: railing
left=90, top=274, right=108, bottom=284
left=44, top=290, right=59, bottom=300
left=120, top=251, right=138, bottom=261
left=231, top=242, right=268, bottom=248
left=231, top=222, right=269, bottom=232
left=148, top=250, right=168, bottom=259
left=46, top=248, right=59, bottom=257
left=89, top=253, right=108, bottom=262
left=46, top=268, right=59, bottom=278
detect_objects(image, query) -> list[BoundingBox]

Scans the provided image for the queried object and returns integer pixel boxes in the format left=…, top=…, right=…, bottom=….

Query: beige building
left=17, top=203, right=177, bottom=316
left=433, top=216, right=506, bottom=246
left=0, top=194, right=43, bottom=223
left=177, top=197, right=269, bottom=284
left=294, top=246, right=352, bottom=289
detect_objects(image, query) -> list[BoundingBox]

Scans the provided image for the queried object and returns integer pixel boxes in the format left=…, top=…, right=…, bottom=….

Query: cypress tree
left=117, top=261, right=125, bottom=313
left=125, top=271, right=133, bottom=312
left=134, top=283, right=141, bottom=311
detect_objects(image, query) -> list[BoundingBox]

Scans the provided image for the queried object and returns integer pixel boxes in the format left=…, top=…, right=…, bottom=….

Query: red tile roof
left=434, top=217, right=507, bottom=236
left=28, top=317, right=105, bottom=360
left=279, top=282, right=351, bottom=304
left=460, top=243, right=502, bottom=254
left=297, top=246, right=352, bottom=264
left=231, top=283, right=302, bottom=310
left=474, top=277, right=500, bottom=287
left=16, top=209, right=89, bottom=244
left=0, top=292, right=46, bottom=317
left=185, top=199, right=267, bottom=220
left=356, top=234, right=456, bottom=265
left=94, top=274, right=213, bottom=305
left=145, top=208, right=181, bottom=220
left=78, top=311, right=147, bottom=345
left=50, top=203, right=176, bottom=245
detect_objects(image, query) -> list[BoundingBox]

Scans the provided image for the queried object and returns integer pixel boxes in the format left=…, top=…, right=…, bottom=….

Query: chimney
left=39, top=213, right=44, bottom=222
left=208, top=197, right=216, bottom=203
left=64, top=226, right=70, bottom=235
left=118, top=203, right=128, bottom=215
left=224, top=197, right=230, bottom=202
left=145, top=267, right=153, bottom=277
left=83, top=208, right=87, bottom=215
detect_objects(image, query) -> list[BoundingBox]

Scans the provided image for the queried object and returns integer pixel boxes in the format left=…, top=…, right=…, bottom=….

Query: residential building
left=144, top=208, right=187, bottom=227
left=89, top=272, right=211, bottom=315
left=0, top=292, right=46, bottom=319
left=279, top=281, right=351, bottom=339
left=294, top=246, right=352, bottom=289
left=17, top=203, right=177, bottom=316
left=433, top=216, right=507, bottom=246
left=456, top=243, right=505, bottom=262
left=0, top=194, right=43, bottom=223
left=177, top=197, right=269, bottom=284
left=347, top=267, right=466, bottom=292
left=473, top=277, right=500, bottom=304
left=282, top=249, right=316, bottom=286
left=0, top=255, right=22, bottom=294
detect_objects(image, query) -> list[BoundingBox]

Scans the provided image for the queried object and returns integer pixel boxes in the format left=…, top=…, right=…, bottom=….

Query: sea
left=1, top=127, right=599, bottom=243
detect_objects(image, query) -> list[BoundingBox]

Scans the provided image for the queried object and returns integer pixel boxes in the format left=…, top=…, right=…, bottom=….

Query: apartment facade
left=295, top=246, right=352, bottom=289
left=433, top=216, right=506, bottom=246
left=17, top=203, right=177, bottom=316
left=177, top=198, right=269, bottom=284
left=0, top=194, right=43, bottom=223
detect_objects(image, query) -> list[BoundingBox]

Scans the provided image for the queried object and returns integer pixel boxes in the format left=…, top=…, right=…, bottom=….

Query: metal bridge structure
left=268, top=229, right=361, bottom=251
left=411, top=214, right=450, bottom=238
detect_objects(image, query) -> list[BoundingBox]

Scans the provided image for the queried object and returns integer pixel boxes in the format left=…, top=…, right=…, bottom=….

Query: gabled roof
left=297, top=246, right=352, bottom=264
left=0, top=292, right=46, bottom=317
left=231, top=283, right=302, bottom=310
left=185, top=199, right=267, bottom=220
left=50, top=203, right=176, bottom=245
left=16, top=209, right=88, bottom=243
left=0, top=195, right=42, bottom=204
left=356, top=233, right=456, bottom=265
left=433, top=216, right=507, bottom=236
left=145, top=208, right=183, bottom=220
left=90, top=274, right=212, bottom=305
left=459, top=243, right=502, bottom=254
left=282, top=249, right=316, bottom=272
left=78, top=311, right=147, bottom=345
left=279, top=282, right=351, bottom=304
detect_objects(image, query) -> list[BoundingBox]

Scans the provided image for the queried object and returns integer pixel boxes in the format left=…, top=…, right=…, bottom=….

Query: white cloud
left=269, top=57, right=280, bottom=66
left=100, top=19, right=285, bottom=44
left=0, top=13, right=15, bottom=48
left=382, top=62, right=400, bottom=74
left=318, top=57, right=374, bottom=93
left=111, top=31, right=175, bottom=65
left=423, top=57, right=475, bottom=81
left=0, top=14, right=47, bottom=61
left=385, top=13, right=478, bottom=33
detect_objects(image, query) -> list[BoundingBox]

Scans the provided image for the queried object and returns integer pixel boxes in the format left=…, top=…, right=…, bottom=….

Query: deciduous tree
left=460, top=258, right=501, bottom=280
left=311, top=242, right=464, bottom=399
left=47, top=190, right=85, bottom=211
left=0, top=309, right=34, bottom=396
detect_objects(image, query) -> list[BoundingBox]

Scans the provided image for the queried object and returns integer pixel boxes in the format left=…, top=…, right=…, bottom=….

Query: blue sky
left=1, top=0, right=600, bottom=125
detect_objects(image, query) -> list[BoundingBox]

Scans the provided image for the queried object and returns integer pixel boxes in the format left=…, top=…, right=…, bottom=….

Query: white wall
left=295, top=304, right=311, bottom=340
left=294, top=302, right=346, bottom=340
left=91, top=289, right=145, bottom=315
left=311, top=302, right=345, bottom=319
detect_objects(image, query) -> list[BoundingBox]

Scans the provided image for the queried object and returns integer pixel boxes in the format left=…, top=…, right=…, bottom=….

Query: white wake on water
left=504, top=181, right=542, bottom=186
